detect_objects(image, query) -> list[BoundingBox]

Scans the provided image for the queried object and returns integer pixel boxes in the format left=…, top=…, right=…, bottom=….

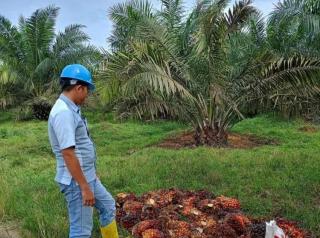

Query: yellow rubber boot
left=100, top=219, right=119, bottom=238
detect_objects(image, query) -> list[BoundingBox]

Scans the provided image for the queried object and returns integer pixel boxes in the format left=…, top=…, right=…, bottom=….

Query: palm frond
left=269, top=0, right=320, bottom=33
left=24, top=5, right=59, bottom=66
left=0, top=16, right=25, bottom=63
left=245, top=12, right=266, bottom=45
left=53, top=24, right=90, bottom=54
left=134, top=18, right=190, bottom=80
left=225, top=0, right=258, bottom=32
left=260, top=57, right=320, bottom=98
left=159, top=0, right=185, bottom=29
left=236, top=55, right=318, bottom=117
left=108, top=0, right=154, bottom=51
left=123, top=59, right=192, bottom=98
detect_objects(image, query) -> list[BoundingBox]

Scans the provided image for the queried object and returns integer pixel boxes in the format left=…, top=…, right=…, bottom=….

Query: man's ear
left=74, top=85, right=82, bottom=91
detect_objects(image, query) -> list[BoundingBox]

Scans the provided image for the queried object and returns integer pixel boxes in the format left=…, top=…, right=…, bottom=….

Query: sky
left=0, top=0, right=279, bottom=49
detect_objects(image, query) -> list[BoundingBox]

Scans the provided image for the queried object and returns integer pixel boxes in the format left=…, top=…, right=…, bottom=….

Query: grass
left=0, top=110, right=319, bottom=237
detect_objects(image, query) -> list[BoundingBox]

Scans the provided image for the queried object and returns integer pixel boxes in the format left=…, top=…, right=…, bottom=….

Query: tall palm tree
left=0, top=5, right=100, bottom=117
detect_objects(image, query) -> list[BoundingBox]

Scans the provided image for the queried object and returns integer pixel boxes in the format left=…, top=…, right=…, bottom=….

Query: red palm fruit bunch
left=276, top=219, right=309, bottom=238
left=225, top=213, right=251, bottom=236
left=120, top=200, right=144, bottom=230
left=132, top=219, right=162, bottom=237
left=213, top=196, right=241, bottom=211
left=180, top=196, right=199, bottom=216
left=193, top=215, right=218, bottom=237
left=197, top=199, right=216, bottom=213
left=116, top=192, right=138, bottom=206
left=123, top=200, right=144, bottom=215
left=167, top=220, right=192, bottom=237
left=120, top=213, right=140, bottom=230
left=192, top=214, right=217, bottom=229
left=249, top=220, right=266, bottom=238
left=116, top=189, right=310, bottom=238
left=206, top=223, right=238, bottom=238
left=141, top=189, right=185, bottom=209
left=142, top=229, right=165, bottom=238
left=116, top=192, right=141, bottom=229
left=141, top=204, right=160, bottom=220
left=158, top=204, right=180, bottom=221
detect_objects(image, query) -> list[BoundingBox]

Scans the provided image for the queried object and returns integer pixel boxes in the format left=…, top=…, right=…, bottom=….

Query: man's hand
left=81, top=185, right=95, bottom=206
left=62, top=147, right=96, bottom=207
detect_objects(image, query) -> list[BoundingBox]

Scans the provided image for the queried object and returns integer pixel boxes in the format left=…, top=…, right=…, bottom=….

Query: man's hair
left=61, top=78, right=89, bottom=92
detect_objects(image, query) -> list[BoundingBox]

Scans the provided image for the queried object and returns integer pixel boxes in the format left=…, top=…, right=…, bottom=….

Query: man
left=48, top=64, right=119, bottom=238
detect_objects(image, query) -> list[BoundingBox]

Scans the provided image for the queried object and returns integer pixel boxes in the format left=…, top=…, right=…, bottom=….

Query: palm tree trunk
left=194, top=126, right=228, bottom=147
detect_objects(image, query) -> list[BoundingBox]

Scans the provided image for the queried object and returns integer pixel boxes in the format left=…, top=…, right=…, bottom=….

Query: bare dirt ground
left=157, top=131, right=278, bottom=149
left=0, top=222, right=21, bottom=238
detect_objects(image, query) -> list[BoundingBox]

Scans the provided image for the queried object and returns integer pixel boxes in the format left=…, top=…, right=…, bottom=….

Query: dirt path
left=0, top=223, right=21, bottom=238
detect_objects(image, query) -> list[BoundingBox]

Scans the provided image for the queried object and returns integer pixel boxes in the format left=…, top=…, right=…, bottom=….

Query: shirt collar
left=59, top=94, right=80, bottom=114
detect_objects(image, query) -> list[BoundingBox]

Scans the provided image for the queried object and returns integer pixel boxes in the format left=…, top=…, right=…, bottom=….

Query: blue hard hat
left=60, top=64, right=95, bottom=91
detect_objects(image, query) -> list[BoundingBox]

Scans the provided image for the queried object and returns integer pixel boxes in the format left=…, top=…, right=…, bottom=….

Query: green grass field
left=0, top=111, right=319, bottom=237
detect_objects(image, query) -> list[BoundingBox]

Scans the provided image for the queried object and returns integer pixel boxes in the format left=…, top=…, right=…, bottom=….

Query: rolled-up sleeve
left=52, top=110, right=76, bottom=150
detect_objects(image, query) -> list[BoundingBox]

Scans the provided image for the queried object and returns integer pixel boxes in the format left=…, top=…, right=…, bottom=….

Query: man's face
left=74, top=85, right=89, bottom=105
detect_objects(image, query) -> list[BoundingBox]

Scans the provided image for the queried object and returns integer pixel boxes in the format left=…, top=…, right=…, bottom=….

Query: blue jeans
left=58, top=179, right=116, bottom=238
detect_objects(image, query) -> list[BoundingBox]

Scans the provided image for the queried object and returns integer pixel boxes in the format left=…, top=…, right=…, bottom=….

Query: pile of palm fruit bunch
left=116, top=189, right=308, bottom=238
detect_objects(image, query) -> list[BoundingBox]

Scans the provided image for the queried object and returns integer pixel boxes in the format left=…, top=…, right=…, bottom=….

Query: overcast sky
left=0, top=0, right=279, bottom=49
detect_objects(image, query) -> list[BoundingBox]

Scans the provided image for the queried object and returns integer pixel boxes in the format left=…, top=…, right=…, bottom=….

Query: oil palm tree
left=267, top=0, right=320, bottom=57
left=264, top=0, right=320, bottom=118
left=99, top=0, right=320, bottom=146
left=0, top=5, right=100, bottom=118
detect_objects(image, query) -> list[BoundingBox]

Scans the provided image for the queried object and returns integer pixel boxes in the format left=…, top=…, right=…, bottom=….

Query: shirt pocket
left=75, top=118, right=89, bottom=140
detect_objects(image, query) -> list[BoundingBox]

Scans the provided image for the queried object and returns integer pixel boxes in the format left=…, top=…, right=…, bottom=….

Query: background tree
left=263, top=0, right=320, bottom=118
left=0, top=62, right=19, bottom=109
left=0, top=5, right=101, bottom=119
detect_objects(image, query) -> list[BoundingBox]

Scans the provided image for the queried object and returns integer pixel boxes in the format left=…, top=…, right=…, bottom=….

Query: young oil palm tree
left=267, top=0, right=320, bottom=57
left=99, top=0, right=320, bottom=146
left=264, top=0, right=320, bottom=118
left=0, top=5, right=100, bottom=118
